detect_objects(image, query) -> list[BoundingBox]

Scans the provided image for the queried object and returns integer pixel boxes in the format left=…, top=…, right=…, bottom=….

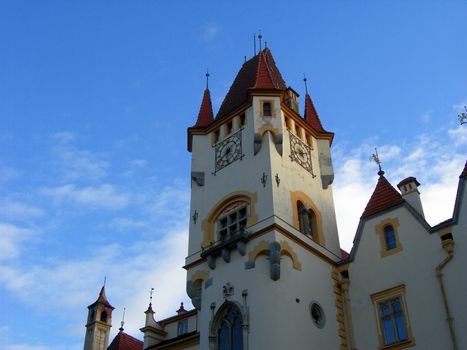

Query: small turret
left=139, top=291, right=167, bottom=348
left=83, top=285, right=115, bottom=350
left=397, top=176, right=425, bottom=218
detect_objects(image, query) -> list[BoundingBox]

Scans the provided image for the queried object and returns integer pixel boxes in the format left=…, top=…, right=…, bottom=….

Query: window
left=310, top=302, right=325, bottom=328
left=215, top=304, right=243, bottom=350
left=100, top=310, right=107, bottom=322
left=263, top=102, right=272, bottom=117
left=225, top=121, right=233, bottom=136
left=297, top=201, right=317, bottom=240
left=213, top=129, right=220, bottom=144
left=375, top=218, right=403, bottom=257
left=371, top=285, right=415, bottom=349
left=239, top=113, right=246, bottom=127
left=216, top=202, right=248, bottom=241
left=177, top=319, right=188, bottom=336
left=384, top=225, right=396, bottom=250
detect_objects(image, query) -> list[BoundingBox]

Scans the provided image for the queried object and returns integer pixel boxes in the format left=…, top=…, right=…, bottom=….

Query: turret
left=140, top=302, right=166, bottom=348
left=83, top=286, right=114, bottom=350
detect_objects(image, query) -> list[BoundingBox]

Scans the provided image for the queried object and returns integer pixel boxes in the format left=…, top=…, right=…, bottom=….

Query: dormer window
left=177, top=319, right=188, bottom=335
left=263, top=102, right=272, bottom=117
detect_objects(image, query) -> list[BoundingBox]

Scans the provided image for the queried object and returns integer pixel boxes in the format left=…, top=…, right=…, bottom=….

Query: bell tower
left=186, top=48, right=343, bottom=349
left=83, top=286, right=114, bottom=350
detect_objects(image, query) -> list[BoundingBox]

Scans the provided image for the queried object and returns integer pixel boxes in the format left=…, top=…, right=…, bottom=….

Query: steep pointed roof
left=107, top=331, right=143, bottom=350
left=304, top=94, right=326, bottom=132
left=361, top=174, right=405, bottom=219
left=216, top=48, right=286, bottom=119
left=88, top=286, right=114, bottom=309
left=194, top=88, right=214, bottom=127
left=460, top=160, right=467, bottom=178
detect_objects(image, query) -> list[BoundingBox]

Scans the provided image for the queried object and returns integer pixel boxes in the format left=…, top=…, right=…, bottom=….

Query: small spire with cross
left=149, top=287, right=155, bottom=306
left=205, top=69, right=210, bottom=90
left=119, top=307, right=126, bottom=332
left=303, top=74, right=309, bottom=95
left=258, top=31, right=263, bottom=51
left=370, top=148, right=384, bottom=176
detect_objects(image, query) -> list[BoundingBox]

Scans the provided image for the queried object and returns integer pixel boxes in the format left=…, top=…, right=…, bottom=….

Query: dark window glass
left=379, top=298, right=408, bottom=345
left=384, top=226, right=396, bottom=250
left=263, top=102, right=272, bottom=116
left=100, top=310, right=107, bottom=322
left=177, top=319, right=188, bottom=335
left=217, top=305, right=243, bottom=350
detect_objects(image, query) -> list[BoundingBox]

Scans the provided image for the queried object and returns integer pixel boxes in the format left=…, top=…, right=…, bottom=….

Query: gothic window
left=177, top=319, right=188, bottom=335
left=384, top=225, right=396, bottom=250
left=216, top=304, right=244, bottom=350
left=216, top=202, right=248, bottom=242
left=297, top=201, right=317, bottom=240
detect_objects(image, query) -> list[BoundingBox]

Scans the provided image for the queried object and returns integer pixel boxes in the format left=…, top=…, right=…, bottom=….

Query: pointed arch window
left=100, top=310, right=108, bottom=322
left=215, top=303, right=244, bottom=350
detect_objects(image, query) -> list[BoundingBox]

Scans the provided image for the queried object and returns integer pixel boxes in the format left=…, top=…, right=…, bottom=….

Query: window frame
left=215, top=202, right=248, bottom=242
left=371, top=284, right=415, bottom=350
left=260, top=100, right=274, bottom=118
left=375, top=218, right=403, bottom=257
left=212, top=302, right=244, bottom=350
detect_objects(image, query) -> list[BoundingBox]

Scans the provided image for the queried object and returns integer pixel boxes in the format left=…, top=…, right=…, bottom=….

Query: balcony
left=200, top=229, right=250, bottom=269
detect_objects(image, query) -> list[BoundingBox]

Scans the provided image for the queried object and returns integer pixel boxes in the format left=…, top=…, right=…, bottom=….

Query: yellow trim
left=247, top=240, right=270, bottom=262
left=259, top=99, right=275, bottom=118
left=201, top=191, right=258, bottom=247
left=279, top=240, right=302, bottom=270
left=290, top=191, right=325, bottom=245
left=370, top=284, right=416, bottom=350
left=191, top=270, right=210, bottom=284
left=375, top=218, right=403, bottom=257
left=257, top=124, right=278, bottom=136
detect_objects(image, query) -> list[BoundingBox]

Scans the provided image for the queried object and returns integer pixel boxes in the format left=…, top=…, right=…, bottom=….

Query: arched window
left=384, top=225, right=396, bottom=250
left=100, top=310, right=107, bottom=322
left=216, top=201, right=248, bottom=242
left=215, top=304, right=243, bottom=350
left=297, top=201, right=316, bottom=239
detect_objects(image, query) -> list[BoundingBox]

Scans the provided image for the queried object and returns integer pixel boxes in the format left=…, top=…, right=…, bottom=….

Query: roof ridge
left=361, top=175, right=404, bottom=219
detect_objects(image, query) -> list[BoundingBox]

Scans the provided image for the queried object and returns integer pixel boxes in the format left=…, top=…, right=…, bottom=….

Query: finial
left=253, top=33, right=256, bottom=56
left=103, top=276, right=106, bottom=288
left=258, top=31, right=263, bottom=51
left=458, top=105, right=467, bottom=125
left=149, top=287, right=155, bottom=306
left=119, top=307, right=126, bottom=332
left=303, top=74, right=309, bottom=95
left=205, top=69, right=210, bottom=90
left=265, top=41, right=268, bottom=49
left=370, top=148, right=384, bottom=176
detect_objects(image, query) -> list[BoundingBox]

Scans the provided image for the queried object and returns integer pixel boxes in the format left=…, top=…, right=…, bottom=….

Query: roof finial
left=265, top=41, right=268, bottom=49
left=244, top=55, right=247, bottom=63
left=103, top=275, right=106, bottom=288
left=253, top=33, right=256, bottom=56
left=119, top=307, right=126, bottom=332
left=258, top=31, right=263, bottom=52
left=303, top=74, right=309, bottom=95
left=205, top=69, right=210, bottom=90
left=149, top=287, right=154, bottom=306
left=370, top=148, right=384, bottom=176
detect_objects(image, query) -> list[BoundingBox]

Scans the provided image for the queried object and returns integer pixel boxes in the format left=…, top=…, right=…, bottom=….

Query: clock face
left=214, top=130, right=243, bottom=173
left=289, top=131, right=313, bottom=174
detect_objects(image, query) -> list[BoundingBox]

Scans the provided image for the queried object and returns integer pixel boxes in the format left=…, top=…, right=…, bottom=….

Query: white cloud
left=448, top=125, right=467, bottom=146
left=40, top=184, right=129, bottom=210
left=0, top=223, right=35, bottom=260
left=53, top=131, right=74, bottom=144
left=131, top=159, right=148, bottom=168
left=202, top=24, right=220, bottom=40
left=0, top=199, right=44, bottom=220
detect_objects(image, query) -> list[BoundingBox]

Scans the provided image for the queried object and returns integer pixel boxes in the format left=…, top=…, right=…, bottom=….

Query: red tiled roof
left=88, top=286, right=114, bottom=309
left=107, top=331, right=143, bottom=350
left=216, top=48, right=286, bottom=119
left=361, top=174, right=405, bottom=219
left=194, top=89, right=214, bottom=127
left=304, top=94, right=326, bottom=132
left=460, top=161, right=467, bottom=178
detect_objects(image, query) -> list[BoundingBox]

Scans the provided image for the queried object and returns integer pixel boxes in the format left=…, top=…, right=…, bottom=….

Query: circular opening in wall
left=310, top=302, right=325, bottom=328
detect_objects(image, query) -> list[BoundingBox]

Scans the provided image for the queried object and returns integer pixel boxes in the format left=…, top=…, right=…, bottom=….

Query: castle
left=82, top=47, right=467, bottom=350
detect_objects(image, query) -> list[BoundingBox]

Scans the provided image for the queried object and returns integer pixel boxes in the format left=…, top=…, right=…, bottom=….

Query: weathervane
left=459, top=106, right=467, bottom=125
left=119, top=307, right=126, bottom=332
left=149, top=287, right=155, bottom=306
left=370, top=148, right=384, bottom=176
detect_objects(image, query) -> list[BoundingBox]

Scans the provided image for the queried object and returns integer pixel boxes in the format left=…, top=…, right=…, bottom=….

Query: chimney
left=397, top=177, right=425, bottom=218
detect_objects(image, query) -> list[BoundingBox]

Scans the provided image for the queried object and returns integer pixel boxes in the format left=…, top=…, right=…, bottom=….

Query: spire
left=194, top=72, right=214, bottom=127
left=361, top=173, right=404, bottom=219
left=176, top=302, right=187, bottom=315
left=119, top=307, right=126, bottom=332
left=253, top=50, right=276, bottom=89
left=303, top=76, right=326, bottom=132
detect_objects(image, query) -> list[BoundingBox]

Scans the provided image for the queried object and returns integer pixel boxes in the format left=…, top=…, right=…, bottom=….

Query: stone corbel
left=269, top=241, right=281, bottom=281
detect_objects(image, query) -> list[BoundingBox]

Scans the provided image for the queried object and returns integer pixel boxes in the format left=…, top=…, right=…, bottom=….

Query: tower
left=186, top=48, right=344, bottom=349
left=83, top=286, right=114, bottom=350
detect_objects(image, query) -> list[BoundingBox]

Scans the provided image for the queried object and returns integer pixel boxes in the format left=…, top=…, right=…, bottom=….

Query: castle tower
left=186, top=48, right=344, bottom=349
left=83, top=286, right=114, bottom=350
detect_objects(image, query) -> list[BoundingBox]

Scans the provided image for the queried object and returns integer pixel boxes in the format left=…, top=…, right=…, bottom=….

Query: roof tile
left=107, top=331, right=143, bottom=350
left=361, top=174, right=405, bottom=219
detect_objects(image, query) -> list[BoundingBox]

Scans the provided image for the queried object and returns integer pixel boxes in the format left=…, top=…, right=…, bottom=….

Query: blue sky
left=1, top=1, right=466, bottom=349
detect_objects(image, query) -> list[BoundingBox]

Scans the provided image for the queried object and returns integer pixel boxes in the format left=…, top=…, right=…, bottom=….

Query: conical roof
left=304, top=94, right=326, bottom=132
left=361, top=174, right=404, bottom=219
left=88, top=286, right=114, bottom=309
left=194, top=88, right=214, bottom=127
